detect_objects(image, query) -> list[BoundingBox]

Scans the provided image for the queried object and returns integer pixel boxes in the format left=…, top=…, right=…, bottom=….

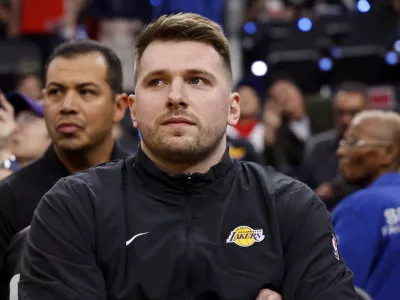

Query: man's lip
left=57, top=123, right=83, bottom=133
left=162, top=117, right=195, bottom=125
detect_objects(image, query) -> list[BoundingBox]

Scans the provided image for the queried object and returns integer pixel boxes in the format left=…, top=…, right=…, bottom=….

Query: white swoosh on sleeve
left=126, top=232, right=149, bottom=246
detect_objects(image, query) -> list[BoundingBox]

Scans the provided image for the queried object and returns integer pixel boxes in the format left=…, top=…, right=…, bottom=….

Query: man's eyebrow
left=142, top=69, right=168, bottom=81
left=46, top=82, right=64, bottom=88
left=46, top=82, right=100, bottom=89
left=75, top=82, right=100, bottom=89
left=185, top=69, right=217, bottom=81
left=142, top=69, right=218, bottom=82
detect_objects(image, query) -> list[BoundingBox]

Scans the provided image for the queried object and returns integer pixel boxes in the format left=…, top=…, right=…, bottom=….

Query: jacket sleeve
left=19, top=177, right=106, bottom=300
left=332, top=202, right=379, bottom=288
left=277, top=182, right=357, bottom=300
left=0, top=180, right=17, bottom=265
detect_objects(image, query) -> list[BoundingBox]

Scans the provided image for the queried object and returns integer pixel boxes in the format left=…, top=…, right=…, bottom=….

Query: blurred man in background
left=0, top=91, right=49, bottom=180
left=263, top=76, right=323, bottom=178
left=301, top=82, right=368, bottom=208
left=0, top=40, right=129, bottom=298
left=227, top=76, right=265, bottom=153
left=14, top=73, right=42, bottom=100
left=0, top=91, right=16, bottom=180
left=91, top=0, right=152, bottom=93
left=7, top=92, right=50, bottom=169
left=8, top=0, right=85, bottom=70
left=332, top=110, right=400, bottom=300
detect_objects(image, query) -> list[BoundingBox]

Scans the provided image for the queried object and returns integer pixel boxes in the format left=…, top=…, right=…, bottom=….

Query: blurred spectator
left=7, top=92, right=50, bottom=169
left=262, top=75, right=322, bottom=177
left=0, top=91, right=16, bottom=180
left=227, top=76, right=265, bottom=153
left=246, top=0, right=295, bottom=22
left=14, top=73, right=42, bottom=100
left=0, top=40, right=129, bottom=298
left=8, top=0, right=85, bottom=70
left=227, top=136, right=265, bottom=164
left=90, top=0, right=153, bottom=92
left=0, top=0, right=10, bottom=38
left=332, top=110, right=400, bottom=300
left=153, top=0, right=225, bottom=25
left=301, top=82, right=367, bottom=207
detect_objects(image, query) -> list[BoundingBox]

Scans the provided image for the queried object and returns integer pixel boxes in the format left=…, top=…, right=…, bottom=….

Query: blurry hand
left=263, top=98, right=283, bottom=146
left=0, top=92, right=16, bottom=149
left=316, top=182, right=334, bottom=200
left=7, top=22, right=20, bottom=39
left=263, top=98, right=283, bottom=127
left=256, top=289, right=282, bottom=300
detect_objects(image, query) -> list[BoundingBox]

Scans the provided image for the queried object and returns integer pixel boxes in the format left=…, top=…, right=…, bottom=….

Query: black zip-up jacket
left=19, top=147, right=357, bottom=300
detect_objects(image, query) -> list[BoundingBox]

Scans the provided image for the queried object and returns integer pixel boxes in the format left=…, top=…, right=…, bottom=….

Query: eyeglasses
left=339, top=138, right=392, bottom=148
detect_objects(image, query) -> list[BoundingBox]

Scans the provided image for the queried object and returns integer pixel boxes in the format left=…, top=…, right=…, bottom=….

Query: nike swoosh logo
left=126, top=232, right=149, bottom=246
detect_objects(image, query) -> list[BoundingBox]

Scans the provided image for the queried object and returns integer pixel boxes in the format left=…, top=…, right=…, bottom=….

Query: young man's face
left=131, top=41, right=240, bottom=163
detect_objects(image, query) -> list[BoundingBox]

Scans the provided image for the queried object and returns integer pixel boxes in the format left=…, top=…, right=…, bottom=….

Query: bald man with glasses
left=332, top=110, right=400, bottom=300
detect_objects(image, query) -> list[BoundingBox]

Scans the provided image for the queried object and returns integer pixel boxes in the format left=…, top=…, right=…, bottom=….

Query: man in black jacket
left=0, top=40, right=129, bottom=299
left=19, top=13, right=357, bottom=300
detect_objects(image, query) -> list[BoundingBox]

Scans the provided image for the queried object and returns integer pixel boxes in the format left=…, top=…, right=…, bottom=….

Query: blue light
left=357, top=0, right=371, bottom=13
left=244, top=22, right=257, bottom=35
left=386, top=51, right=398, bottom=65
left=394, top=40, right=400, bottom=52
left=149, top=0, right=162, bottom=7
left=331, top=47, right=343, bottom=59
left=297, top=18, right=312, bottom=32
left=319, top=57, right=333, bottom=71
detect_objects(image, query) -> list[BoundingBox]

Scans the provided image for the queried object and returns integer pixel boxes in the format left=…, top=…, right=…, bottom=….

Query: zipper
left=186, top=173, right=194, bottom=299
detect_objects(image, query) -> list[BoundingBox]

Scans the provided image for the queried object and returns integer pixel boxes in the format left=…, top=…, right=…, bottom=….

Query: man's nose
left=60, top=91, right=79, bottom=113
left=166, top=79, right=188, bottom=109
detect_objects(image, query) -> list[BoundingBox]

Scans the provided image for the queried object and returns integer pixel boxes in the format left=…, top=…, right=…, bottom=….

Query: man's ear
left=128, top=94, right=138, bottom=128
left=381, top=144, right=399, bottom=167
left=227, top=92, right=240, bottom=127
left=113, top=93, right=129, bottom=123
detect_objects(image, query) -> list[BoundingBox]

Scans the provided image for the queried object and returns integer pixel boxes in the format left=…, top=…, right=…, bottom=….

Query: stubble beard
left=139, top=122, right=227, bottom=164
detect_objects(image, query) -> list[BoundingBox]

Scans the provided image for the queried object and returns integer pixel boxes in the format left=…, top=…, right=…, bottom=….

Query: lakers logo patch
left=226, top=226, right=265, bottom=247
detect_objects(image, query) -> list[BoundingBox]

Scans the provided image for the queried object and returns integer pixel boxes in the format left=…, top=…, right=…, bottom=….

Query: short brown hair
left=133, top=13, right=232, bottom=86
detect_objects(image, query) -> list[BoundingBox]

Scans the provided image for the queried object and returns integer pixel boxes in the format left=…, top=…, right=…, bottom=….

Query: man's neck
left=364, top=167, right=398, bottom=188
left=53, top=136, right=115, bottom=174
left=17, top=158, right=32, bottom=168
left=141, top=139, right=227, bottom=175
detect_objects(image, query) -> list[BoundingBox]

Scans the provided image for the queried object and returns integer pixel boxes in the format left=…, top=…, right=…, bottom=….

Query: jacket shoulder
left=239, top=161, right=312, bottom=200
left=65, top=156, right=133, bottom=188
left=0, top=158, right=44, bottom=188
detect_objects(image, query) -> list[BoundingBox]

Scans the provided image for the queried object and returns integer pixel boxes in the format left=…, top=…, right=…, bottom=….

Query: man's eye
left=189, top=78, right=207, bottom=85
left=149, top=79, right=164, bottom=87
left=80, top=90, right=95, bottom=96
left=48, top=89, right=61, bottom=96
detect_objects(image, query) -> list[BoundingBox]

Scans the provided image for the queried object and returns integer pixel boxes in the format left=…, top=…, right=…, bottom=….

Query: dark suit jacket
left=263, top=95, right=335, bottom=178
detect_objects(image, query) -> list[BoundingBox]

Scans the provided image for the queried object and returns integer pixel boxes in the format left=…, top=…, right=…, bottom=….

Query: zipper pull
left=186, top=173, right=193, bottom=184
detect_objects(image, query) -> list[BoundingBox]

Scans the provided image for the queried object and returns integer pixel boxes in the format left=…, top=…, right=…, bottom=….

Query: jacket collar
left=133, top=144, right=235, bottom=192
left=370, top=172, right=400, bottom=188
left=42, top=142, right=128, bottom=177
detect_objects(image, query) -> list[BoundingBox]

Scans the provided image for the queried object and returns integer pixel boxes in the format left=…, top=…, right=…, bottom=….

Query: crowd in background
left=1, top=0, right=400, bottom=299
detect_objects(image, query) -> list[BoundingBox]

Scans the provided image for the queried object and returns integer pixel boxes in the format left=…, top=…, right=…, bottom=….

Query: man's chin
left=54, top=138, right=88, bottom=152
